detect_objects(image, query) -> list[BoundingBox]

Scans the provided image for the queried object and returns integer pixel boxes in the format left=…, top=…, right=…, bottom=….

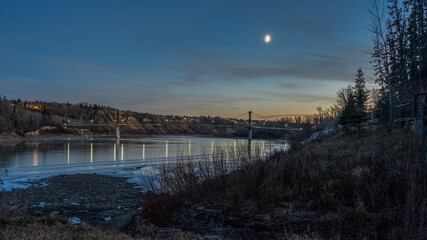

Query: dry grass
left=141, top=142, right=269, bottom=224
left=0, top=216, right=135, bottom=240
left=140, top=127, right=427, bottom=239
left=262, top=127, right=426, bottom=239
left=0, top=215, right=201, bottom=240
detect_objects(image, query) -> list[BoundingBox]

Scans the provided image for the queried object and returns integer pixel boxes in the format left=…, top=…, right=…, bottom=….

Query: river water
left=0, top=135, right=286, bottom=169
left=0, top=136, right=287, bottom=189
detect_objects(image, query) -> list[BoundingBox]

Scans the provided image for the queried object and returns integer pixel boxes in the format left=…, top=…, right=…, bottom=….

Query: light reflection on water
left=0, top=136, right=286, bottom=169
left=33, top=149, right=38, bottom=167
left=67, top=142, right=70, bottom=164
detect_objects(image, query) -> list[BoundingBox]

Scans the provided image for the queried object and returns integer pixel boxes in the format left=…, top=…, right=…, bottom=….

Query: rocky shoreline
left=0, top=174, right=141, bottom=232
left=0, top=173, right=284, bottom=239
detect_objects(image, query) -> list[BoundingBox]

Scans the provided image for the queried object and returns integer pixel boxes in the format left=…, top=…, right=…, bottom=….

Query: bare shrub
left=141, top=142, right=270, bottom=223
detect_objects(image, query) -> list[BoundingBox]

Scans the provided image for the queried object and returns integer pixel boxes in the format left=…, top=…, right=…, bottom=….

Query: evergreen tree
left=354, top=68, right=369, bottom=136
left=369, top=0, right=426, bottom=128
left=338, top=69, right=370, bottom=137
left=338, top=92, right=358, bottom=128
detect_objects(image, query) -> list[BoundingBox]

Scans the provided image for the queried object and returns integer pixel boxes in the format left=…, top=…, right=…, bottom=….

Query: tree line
left=369, top=0, right=426, bottom=127
left=317, top=0, right=426, bottom=136
left=0, top=96, right=323, bottom=138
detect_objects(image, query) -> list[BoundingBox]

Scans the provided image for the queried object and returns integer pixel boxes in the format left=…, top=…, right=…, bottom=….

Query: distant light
left=264, top=34, right=271, bottom=43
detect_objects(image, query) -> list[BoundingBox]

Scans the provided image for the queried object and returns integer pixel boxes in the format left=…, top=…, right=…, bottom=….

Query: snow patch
left=1, top=182, right=31, bottom=191
left=0, top=176, right=51, bottom=192
left=31, top=202, right=52, bottom=208
left=69, top=217, right=81, bottom=225
left=301, top=127, right=333, bottom=144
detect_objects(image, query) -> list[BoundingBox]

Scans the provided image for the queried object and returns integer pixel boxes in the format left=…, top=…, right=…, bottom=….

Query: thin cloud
left=254, top=90, right=336, bottom=103
left=177, top=46, right=370, bottom=84
left=279, top=82, right=301, bottom=89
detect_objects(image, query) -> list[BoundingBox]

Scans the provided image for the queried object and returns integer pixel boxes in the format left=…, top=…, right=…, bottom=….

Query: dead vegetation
left=139, top=127, right=427, bottom=239
left=0, top=216, right=135, bottom=240
left=0, top=215, right=203, bottom=240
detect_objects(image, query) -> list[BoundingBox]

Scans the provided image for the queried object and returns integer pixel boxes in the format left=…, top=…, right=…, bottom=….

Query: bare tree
left=369, top=0, right=394, bottom=129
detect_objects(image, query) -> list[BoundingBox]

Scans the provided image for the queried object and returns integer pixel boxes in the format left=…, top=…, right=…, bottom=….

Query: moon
left=264, top=34, right=271, bottom=43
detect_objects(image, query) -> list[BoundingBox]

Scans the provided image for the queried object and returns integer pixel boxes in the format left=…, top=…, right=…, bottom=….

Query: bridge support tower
left=115, top=124, right=120, bottom=140
left=248, top=111, right=252, bottom=160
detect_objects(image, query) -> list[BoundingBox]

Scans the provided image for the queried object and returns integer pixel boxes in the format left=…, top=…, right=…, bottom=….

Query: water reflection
left=121, top=144, right=124, bottom=161
left=113, top=143, right=117, bottom=161
left=33, top=149, right=38, bottom=166
left=67, top=142, right=70, bottom=164
left=0, top=136, right=284, bottom=168
left=90, top=143, right=93, bottom=163
left=165, top=140, right=169, bottom=158
left=211, top=141, right=214, bottom=155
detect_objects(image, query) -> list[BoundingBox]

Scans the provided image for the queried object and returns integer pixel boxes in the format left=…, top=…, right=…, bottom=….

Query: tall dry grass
left=141, top=141, right=271, bottom=224
left=140, top=128, right=427, bottom=239
left=263, top=127, right=426, bottom=239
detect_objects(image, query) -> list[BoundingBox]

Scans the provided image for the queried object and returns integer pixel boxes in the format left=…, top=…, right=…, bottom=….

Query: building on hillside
left=25, top=103, right=43, bottom=110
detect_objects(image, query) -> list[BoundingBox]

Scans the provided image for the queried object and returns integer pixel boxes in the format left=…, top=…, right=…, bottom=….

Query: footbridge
left=62, top=111, right=302, bottom=142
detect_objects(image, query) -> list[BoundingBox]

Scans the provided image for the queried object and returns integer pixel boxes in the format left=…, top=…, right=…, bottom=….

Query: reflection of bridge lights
left=211, top=141, right=214, bottom=155
left=114, top=144, right=116, bottom=161
left=165, top=140, right=168, bottom=158
left=90, top=143, right=93, bottom=163
left=67, top=142, right=70, bottom=164
left=33, top=149, right=38, bottom=166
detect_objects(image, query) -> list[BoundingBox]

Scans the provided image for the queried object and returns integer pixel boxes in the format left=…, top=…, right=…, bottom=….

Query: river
left=0, top=136, right=287, bottom=182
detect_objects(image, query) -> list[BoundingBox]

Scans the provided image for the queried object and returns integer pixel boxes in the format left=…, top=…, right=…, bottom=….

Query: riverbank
left=2, top=127, right=423, bottom=239
left=0, top=174, right=203, bottom=239
left=136, top=127, right=427, bottom=239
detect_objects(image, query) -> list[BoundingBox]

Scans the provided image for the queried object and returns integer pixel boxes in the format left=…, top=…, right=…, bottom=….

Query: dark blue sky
left=0, top=0, right=373, bottom=117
